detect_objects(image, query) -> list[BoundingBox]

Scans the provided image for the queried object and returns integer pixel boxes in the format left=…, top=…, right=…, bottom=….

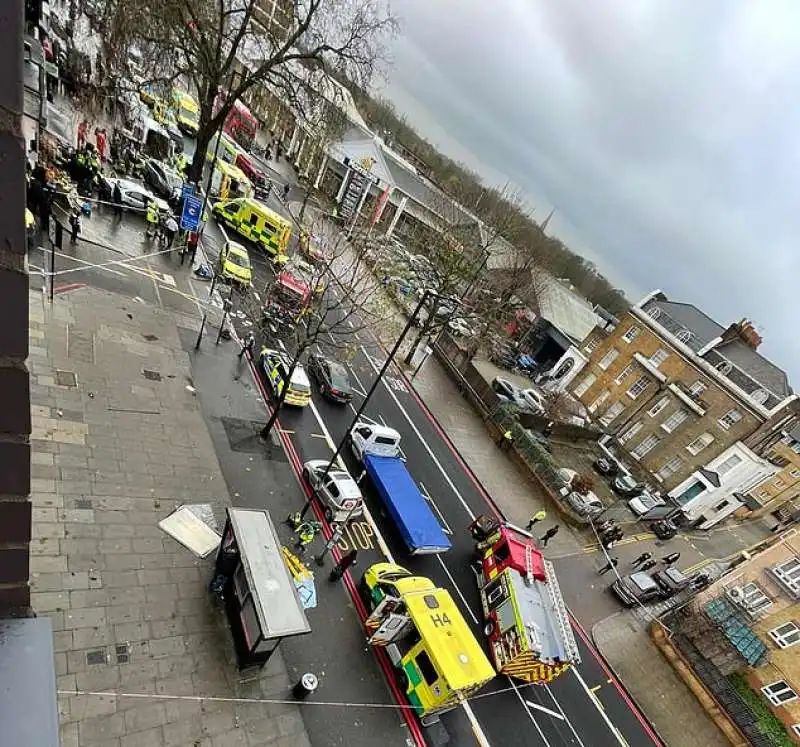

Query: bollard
left=292, top=673, right=318, bottom=700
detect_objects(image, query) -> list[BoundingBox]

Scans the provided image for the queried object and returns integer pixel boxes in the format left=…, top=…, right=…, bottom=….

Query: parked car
left=556, top=468, right=578, bottom=495
left=628, top=491, right=666, bottom=517
left=566, top=490, right=604, bottom=517
left=652, top=567, right=691, bottom=597
left=491, top=376, right=528, bottom=408
left=593, top=456, right=620, bottom=476
left=520, top=387, right=546, bottom=414
left=302, top=460, right=363, bottom=522
left=143, top=159, right=183, bottom=206
left=612, top=473, right=644, bottom=498
left=306, top=353, right=353, bottom=404
left=651, top=518, right=678, bottom=540
left=218, top=240, right=251, bottom=286
left=99, top=177, right=170, bottom=216
left=611, top=572, right=663, bottom=607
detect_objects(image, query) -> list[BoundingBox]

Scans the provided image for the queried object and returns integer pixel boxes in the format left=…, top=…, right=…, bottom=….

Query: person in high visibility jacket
left=173, top=152, right=188, bottom=176
left=145, top=200, right=159, bottom=238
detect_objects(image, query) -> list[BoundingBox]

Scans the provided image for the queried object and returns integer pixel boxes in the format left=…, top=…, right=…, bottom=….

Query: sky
left=377, top=0, right=800, bottom=385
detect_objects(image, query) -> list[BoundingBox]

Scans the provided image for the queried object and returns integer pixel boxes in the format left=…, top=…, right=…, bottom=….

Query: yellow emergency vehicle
left=206, top=132, right=241, bottom=166
left=172, top=89, right=199, bottom=136
left=211, top=161, right=253, bottom=201
left=218, top=240, right=252, bottom=286
left=212, top=197, right=292, bottom=261
left=259, top=348, right=311, bottom=408
left=361, top=563, right=495, bottom=720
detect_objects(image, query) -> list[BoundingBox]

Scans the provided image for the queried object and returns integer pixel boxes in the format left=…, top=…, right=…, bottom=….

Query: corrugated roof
left=535, top=272, right=601, bottom=343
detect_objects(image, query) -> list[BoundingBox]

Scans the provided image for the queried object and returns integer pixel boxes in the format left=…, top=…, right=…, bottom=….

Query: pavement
left=28, top=286, right=311, bottom=747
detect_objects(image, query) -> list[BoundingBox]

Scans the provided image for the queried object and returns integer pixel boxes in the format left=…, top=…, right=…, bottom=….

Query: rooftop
left=534, top=271, right=603, bottom=343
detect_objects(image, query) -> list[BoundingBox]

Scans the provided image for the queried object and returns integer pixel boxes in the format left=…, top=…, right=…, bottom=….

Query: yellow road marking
left=590, top=685, right=602, bottom=693
left=583, top=533, right=656, bottom=553
left=309, top=433, right=329, bottom=439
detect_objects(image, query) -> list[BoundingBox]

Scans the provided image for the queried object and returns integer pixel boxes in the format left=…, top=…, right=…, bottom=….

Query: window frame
left=647, top=396, right=669, bottom=418
left=597, top=348, right=620, bottom=371
left=769, top=621, right=800, bottom=649
left=772, top=557, right=800, bottom=596
left=573, top=373, right=596, bottom=398
left=588, top=390, right=610, bottom=413
left=718, top=409, right=743, bottom=430
left=621, top=325, right=640, bottom=343
left=762, top=680, right=798, bottom=707
left=648, top=348, right=669, bottom=368
left=599, top=401, right=625, bottom=426
left=661, top=409, right=689, bottom=434
left=614, top=364, right=635, bottom=385
left=688, top=380, right=707, bottom=397
left=686, top=432, right=714, bottom=456
left=656, top=456, right=683, bottom=480
left=631, top=433, right=660, bottom=460
left=740, top=582, right=773, bottom=616
left=618, top=421, right=643, bottom=445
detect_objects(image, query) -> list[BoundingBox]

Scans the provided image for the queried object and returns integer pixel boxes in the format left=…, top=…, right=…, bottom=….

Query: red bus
left=221, top=99, right=257, bottom=151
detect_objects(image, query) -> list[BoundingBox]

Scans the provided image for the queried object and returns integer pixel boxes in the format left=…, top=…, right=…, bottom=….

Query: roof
left=404, top=588, right=495, bottom=690
left=534, top=272, right=602, bottom=343
left=503, top=530, right=547, bottom=582
left=329, top=127, right=394, bottom=187
left=646, top=299, right=791, bottom=398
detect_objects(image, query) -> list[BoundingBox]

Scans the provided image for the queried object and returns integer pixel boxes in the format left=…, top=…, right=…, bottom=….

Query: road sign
left=181, top=183, right=195, bottom=201
left=181, top=195, right=203, bottom=231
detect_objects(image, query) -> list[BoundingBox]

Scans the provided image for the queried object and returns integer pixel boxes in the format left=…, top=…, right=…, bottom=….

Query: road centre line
left=435, top=555, right=478, bottom=625
left=543, top=684, right=588, bottom=746
left=360, top=344, right=476, bottom=521
left=570, top=666, right=629, bottom=746
left=508, top=678, right=552, bottom=746
left=419, top=481, right=453, bottom=535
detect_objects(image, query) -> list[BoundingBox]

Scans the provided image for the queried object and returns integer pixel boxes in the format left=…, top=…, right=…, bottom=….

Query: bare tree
left=232, top=211, right=392, bottom=436
left=103, top=0, right=396, bottom=183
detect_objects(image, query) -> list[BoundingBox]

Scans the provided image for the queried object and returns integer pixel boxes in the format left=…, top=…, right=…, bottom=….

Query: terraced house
left=573, top=291, right=798, bottom=496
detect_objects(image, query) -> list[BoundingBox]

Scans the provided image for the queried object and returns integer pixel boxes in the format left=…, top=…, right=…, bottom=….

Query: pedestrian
left=632, top=551, right=653, bottom=566
left=265, top=146, right=272, bottom=161
left=329, top=549, right=358, bottom=581
left=596, top=518, right=615, bottom=534
left=539, top=525, right=559, bottom=547
left=238, top=332, right=255, bottom=360
left=95, top=128, right=107, bottom=162
left=526, top=510, right=546, bottom=531
left=282, top=183, right=290, bottom=201
left=112, top=179, right=123, bottom=219
left=145, top=200, right=159, bottom=239
left=639, top=559, right=656, bottom=572
left=598, top=557, right=618, bottom=575
left=662, top=552, right=681, bottom=566
left=275, top=142, right=282, bottom=160
left=77, top=119, right=88, bottom=149
left=187, top=231, right=199, bottom=266
left=69, top=211, right=81, bottom=243
left=542, top=421, right=554, bottom=438
left=163, top=215, right=179, bottom=249
left=498, top=429, right=513, bottom=451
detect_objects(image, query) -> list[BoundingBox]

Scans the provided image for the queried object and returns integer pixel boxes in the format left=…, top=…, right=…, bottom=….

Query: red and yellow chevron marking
left=501, top=654, right=571, bottom=684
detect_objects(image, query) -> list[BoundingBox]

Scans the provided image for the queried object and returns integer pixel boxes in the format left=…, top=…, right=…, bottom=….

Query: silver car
left=302, top=460, right=364, bottom=522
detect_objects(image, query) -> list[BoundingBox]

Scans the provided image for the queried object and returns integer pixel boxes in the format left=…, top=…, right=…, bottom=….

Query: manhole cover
left=220, top=417, right=284, bottom=458
left=86, top=649, right=106, bottom=666
left=75, top=498, right=92, bottom=510
left=142, top=334, right=159, bottom=342
left=142, top=369, right=162, bottom=382
left=115, top=644, right=129, bottom=664
left=55, top=370, right=77, bottom=388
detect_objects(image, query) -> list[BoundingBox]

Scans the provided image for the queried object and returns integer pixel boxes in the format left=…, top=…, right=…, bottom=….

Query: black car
left=307, top=354, right=353, bottom=403
left=651, top=518, right=678, bottom=540
left=652, top=567, right=691, bottom=598
left=593, top=456, right=619, bottom=476
left=142, top=159, right=183, bottom=207
left=612, top=473, right=644, bottom=498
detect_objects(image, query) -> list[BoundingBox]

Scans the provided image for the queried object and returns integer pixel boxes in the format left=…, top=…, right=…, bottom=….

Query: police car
left=260, top=348, right=311, bottom=408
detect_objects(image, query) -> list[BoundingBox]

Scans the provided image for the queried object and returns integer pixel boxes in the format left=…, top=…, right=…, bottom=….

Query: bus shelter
left=213, top=508, right=311, bottom=672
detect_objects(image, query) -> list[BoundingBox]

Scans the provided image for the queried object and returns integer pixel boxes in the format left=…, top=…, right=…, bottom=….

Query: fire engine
left=469, top=515, right=580, bottom=684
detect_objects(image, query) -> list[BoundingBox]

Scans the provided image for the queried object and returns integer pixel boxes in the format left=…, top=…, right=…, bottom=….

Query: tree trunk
left=188, top=125, right=214, bottom=185
left=404, top=313, right=437, bottom=365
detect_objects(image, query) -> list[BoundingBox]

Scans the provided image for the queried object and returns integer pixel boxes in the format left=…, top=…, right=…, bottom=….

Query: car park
left=612, top=473, right=644, bottom=498
left=628, top=491, right=666, bottom=516
left=306, top=353, right=353, bottom=404
left=651, top=518, right=678, bottom=540
left=652, top=567, right=691, bottom=597
left=302, top=460, right=364, bottom=521
left=218, top=241, right=252, bottom=286
left=593, top=456, right=620, bottom=476
left=611, top=572, right=663, bottom=607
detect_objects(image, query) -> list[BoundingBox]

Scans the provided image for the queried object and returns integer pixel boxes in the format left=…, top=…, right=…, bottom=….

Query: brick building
left=572, top=291, right=797, bottom=493
left=671, top=532, right=800, bottom=742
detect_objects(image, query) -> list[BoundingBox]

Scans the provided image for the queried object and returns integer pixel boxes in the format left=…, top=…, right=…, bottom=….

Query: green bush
left=729, top=673, right=795, bottom=746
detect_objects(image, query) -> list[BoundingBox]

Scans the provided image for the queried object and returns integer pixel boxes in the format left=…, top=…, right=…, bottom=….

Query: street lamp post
left=295, top=290, right=437, bottom=521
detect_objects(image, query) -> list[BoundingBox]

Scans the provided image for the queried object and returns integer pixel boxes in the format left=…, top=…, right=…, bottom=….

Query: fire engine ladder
left=524, top=544, right=535, bottom=584
left=543, top=560, right=581, bottom=665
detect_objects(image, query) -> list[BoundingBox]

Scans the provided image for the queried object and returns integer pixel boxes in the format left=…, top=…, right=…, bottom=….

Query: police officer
left=145, top=200, right=159, bottom=239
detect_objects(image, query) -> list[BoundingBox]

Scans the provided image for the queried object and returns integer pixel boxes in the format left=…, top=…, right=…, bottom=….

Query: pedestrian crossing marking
left=161, top=273, right=176, bottom=286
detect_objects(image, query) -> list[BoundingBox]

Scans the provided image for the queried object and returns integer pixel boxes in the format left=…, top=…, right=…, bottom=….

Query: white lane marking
left=419, top=482, right=453, bottom=535
left=49, top=250, right=128, bottom=278
left=435, top=555, right=477, bottom=625
left=543, top=685, right=588, bottom=745
left=570, top=667, right=628, bottom=746
left=508, top=678, right=552, bottom=745
left=346, top=363, right=367, bottom=395
left=524, top=701, right=565, bottom=722
left=161, top=273, right=176, bottom=286
left=306, top=398, right=396, bottom=564
left=460, top=698, right=493, bottom=747
left=346, top=318, right=354, bottom=328
left=360, top=345, right=476, bottom=521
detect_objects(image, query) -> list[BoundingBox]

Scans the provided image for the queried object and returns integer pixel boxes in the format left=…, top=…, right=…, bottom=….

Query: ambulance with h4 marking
left=360, top=563, right=495, bottom=723
left=469, top=514, right=580, bottom=684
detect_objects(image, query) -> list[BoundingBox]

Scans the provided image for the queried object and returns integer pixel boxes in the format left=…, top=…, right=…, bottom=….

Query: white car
left=520, top=387, right=546, bottom=414
left=302, top=460, right=364, bottom=522
left=556, top=468, right=577, bottom=496
left=566, top=490, right=604, bottom=517
left=102, top=177, right=170, bottom=216
left=628, top=491, right=666, bottom=517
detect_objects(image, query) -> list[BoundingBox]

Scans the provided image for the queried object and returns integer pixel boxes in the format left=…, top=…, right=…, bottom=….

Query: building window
left=589, top=390, right=610, bottom=413
left=649, top=349, right=669, bottom=368
left=631, top=434, right=660, bottom=459
left=600, top=401, right=625, bottom=426
left=619, top=422, right=643, bottom=445
left=573, top=373, right=596, bottom=398
left=762, top=680, right=798, bottom=707
left=614, top=364, right=634, bottom=384
left=688, top=380, right=707, bottom=397
left=752, top=389, right=769, bottom=405
left=622, top=325, right=641, bottom=343
left=584, top=337, right=600, bottom=354
left=713, top=499, right=731, bottom=511
left=676, top=329, right=693, bottom=343
left=661, top=409, right=689, bottom=434
left=716, top=360, right=733, bottom=375
left=626, top=375, right=650, bottom=400
left=648, top=396, right=669, bottom=418
left=759, top=489, right=771, bottom=500
left=657, top=456, right=683, bottom=480
left=687, top=432, right=715, bottom=456
left=646, top=306, right=662, bottom=320
left=770, top=622, right=800, bottom=649
left=775, top=478, right=786, bottom=489
left=791, top=469, right=800, bottom=479
left=740, top=582, right=773, bottom=615
left=716, top=454, right=743, bottom=475
left=772, top=557, right=800, bottom=596
left=718, top=409, right=743, bottom=430
left=598, top=349, right=619, bottom=371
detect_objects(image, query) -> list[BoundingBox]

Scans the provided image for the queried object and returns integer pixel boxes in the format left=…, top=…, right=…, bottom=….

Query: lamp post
left=295, top=290, right=438, bottom=521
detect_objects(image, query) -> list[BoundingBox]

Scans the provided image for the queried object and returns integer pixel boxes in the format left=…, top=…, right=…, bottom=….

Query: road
left=37, top=165, right=663, bottom=746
